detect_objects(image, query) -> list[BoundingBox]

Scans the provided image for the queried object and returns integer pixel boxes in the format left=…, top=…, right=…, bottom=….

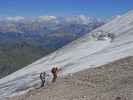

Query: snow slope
left=0, top=10, right=133, bottom=99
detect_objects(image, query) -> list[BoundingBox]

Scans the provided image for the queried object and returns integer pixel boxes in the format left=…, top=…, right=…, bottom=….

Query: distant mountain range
left=0, top=15, right=105, bottom=48
left=0, top=15, right=105, bottom=78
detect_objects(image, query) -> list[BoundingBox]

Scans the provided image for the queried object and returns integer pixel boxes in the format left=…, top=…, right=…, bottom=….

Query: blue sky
left=0, top=0, right=133, bottom=19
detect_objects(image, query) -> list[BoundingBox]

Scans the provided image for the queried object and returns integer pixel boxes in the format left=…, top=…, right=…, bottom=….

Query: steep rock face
left=0, top=11, right=133, bottom=99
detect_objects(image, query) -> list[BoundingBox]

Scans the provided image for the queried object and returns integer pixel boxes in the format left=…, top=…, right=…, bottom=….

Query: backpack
left=51, top=68, right=57, bottom=74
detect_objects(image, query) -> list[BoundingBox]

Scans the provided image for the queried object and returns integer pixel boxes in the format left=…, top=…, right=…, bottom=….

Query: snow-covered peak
left=64, top=15, right=98, bottom=25
left=78, top=15, right=94, bottom=24
left=5, top=16, right=25, bottom=21
left=37, top=16, right=57, bottom=21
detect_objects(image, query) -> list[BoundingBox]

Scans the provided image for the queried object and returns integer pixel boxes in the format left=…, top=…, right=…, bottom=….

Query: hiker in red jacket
left=51, top=67, right=61, bottom=83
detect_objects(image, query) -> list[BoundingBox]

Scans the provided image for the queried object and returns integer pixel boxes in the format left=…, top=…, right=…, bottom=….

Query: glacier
left=0, top=10, right=133, bottom=99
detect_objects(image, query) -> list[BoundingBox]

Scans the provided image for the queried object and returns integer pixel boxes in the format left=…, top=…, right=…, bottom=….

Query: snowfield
left=0, top=10, right=133, bottom=99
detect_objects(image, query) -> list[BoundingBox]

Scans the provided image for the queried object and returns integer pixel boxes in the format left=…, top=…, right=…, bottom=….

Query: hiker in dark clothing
left=40, top=72, right=48, bottom=87
left=108, top=33, right=115, bottom=42
left=51, top=67, right=61, bottom=83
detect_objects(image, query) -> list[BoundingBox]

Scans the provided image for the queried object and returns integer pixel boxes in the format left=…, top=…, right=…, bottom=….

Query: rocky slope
left=9, top=56, right=133, bottom=100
